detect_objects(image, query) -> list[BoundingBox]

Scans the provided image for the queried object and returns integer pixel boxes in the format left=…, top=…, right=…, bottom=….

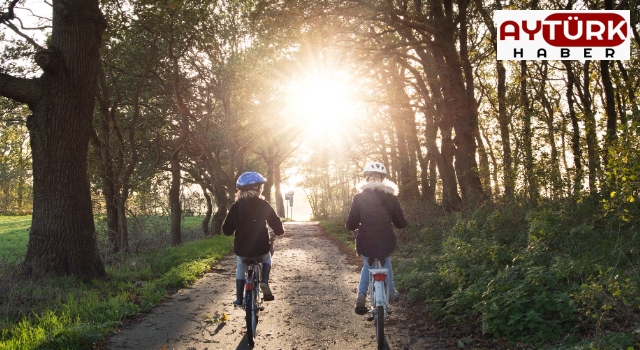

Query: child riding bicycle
left=222, top=171, right=285, bottom=306
left=345, top=162, right=407, bottom=315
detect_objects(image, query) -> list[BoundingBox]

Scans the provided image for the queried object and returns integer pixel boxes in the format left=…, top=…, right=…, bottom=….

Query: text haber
left=495, top=10, right=630, bottom=60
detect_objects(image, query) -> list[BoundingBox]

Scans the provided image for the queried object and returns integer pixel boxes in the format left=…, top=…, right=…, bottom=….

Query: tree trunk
left=600, top=58, right=617, bottom=168
left=201, top=186, right=212, bottom=236
left=386, top=125, right=399, bottom=182
left=274, top=162, right=285, bottom=217
left=582, top=61, right=600, bottom=193
left=390, top=72, right=420, bottom=200
left=434, top=0, right=485, bottom=201
left=562, top=60, right=583, bottom=195
left=116, top=188, right=130, bottom=252
left=476, top=132, right=492, bottom=199
left=378, top=131, right=390, bottom=177
left=391, top=114, right=416, bottom=201
left=204, top=153, right=228, bottom=236
left=480, top=124, right=500, bottom=197
left=497, top=59, right=514, bottom=198
left=420, top=58, right=461, bottom=208
left=263, top=156, right=274, bottom=204
left=169, top=154, right=183, bottom=245
left=167, top=36, right=190, bottom=246
left=18, top=0, right=107, bottom=279
left=521, top=61, right=538, bottom=203
left=433, top=1, right=484, bottom=202
left=92, top=124, right=120, bottom=253
left=211, top=181, right=227, bottom=236
left=410, top=110, right=434, bottom=202
left=601, top=0, right=617, bottom=169
left=439, top=126, right=462, bottom=209
left=538, top=62, right=561, bottom=198
left=409, top=40, right=459, bottom=206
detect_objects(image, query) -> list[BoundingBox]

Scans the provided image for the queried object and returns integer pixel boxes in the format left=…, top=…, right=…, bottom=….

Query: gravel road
left=105, top=222, right=444, bottom=349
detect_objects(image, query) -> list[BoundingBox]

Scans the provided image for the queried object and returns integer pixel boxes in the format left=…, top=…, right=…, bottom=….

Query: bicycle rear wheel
left=375, top=305, right=384, bottom=349
left=245, top=272, right=259, bottom=346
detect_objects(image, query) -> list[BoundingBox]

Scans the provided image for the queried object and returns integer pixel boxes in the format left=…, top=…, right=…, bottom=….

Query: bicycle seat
left=241, top=256, right=264, bottom=264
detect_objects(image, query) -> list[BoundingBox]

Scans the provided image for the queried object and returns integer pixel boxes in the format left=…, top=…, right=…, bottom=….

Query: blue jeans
left=358, top=255, right=394, bottom=295
left=236, top=253, right=271, bottom=280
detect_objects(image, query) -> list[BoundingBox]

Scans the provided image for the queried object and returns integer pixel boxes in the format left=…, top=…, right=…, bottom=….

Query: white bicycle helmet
left=363, top=161, right=387, bottom=178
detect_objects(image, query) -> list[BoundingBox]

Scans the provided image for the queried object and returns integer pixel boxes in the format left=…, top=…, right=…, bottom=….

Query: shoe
left=355, top=293, right=367, bottom=315
left=261, top=282, right=274, bottom=301
left=389, top=289, right=399, bottom=302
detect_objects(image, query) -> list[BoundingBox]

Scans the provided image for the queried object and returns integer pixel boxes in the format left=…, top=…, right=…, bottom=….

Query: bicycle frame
left=244, top=261, right=262, bottom=305
left=367, top=258, right=389, bottom=349
left=368, top=263, right=389, bottom=316
left=242, top=259, right=263, bottom=346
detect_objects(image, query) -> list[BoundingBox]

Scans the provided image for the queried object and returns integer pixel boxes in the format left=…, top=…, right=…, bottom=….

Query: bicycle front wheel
left=375, top=305, right=384, bottom=349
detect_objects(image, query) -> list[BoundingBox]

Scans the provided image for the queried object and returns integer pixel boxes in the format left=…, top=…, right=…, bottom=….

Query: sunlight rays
left=285, top=72, right=359, bottom=137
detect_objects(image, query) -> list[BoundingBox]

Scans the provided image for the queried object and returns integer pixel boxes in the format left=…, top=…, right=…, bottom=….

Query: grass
left=0, top=215, right=204, bottom=272
left=0, top=215, right=234, bottom=350
left=318, top=217, right=355, bottom=251
left=0, top=216, right=31, bottom=266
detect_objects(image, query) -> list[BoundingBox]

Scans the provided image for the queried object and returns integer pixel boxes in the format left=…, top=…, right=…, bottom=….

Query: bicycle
left=240, top=256, right=263, bottom=346
left=367, top=256, right=390, bottom=350
left=238, top=233, right=275, bottom=346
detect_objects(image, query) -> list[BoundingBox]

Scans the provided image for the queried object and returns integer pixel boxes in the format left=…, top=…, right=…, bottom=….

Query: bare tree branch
left=2, top=21, right=44, bottom=51
left=14, top=15, right=51, bottom=30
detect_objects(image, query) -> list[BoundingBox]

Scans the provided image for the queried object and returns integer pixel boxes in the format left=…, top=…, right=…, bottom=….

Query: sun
left=285, top=73, right=357, bottom=135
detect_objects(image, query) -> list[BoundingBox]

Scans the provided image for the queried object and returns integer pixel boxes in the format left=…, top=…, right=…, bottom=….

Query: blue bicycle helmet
left=236, top=171, right=266, bottom=190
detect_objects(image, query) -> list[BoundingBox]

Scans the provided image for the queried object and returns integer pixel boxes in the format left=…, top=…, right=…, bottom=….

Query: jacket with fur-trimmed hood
left=345, top=179, right=407, bottom=257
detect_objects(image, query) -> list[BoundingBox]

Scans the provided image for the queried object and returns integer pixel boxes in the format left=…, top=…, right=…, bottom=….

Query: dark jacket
left=222, top=196, right=284, bottom=257
left=345, top=180, right=407, bottom=257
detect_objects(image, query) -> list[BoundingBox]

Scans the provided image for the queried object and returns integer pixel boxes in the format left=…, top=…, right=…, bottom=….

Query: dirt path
left=105, top=222, right=446, bottom=349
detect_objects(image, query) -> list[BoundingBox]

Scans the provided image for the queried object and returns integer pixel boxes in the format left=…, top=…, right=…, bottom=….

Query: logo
left=495, top=10, right=630, bottom=60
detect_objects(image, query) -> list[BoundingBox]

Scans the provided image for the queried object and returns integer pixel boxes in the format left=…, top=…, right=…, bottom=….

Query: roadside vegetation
left=0, top=216, right=233, bottom=350
left=321, top=198, right=640, bottom=349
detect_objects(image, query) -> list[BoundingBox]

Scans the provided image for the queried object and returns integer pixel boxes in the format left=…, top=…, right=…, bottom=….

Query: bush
left=387, top=200, right=640, bottom=346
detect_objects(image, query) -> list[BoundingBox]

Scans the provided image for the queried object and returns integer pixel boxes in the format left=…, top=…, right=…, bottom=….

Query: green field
left=0, top=215, right=205, bottom=267
left=0, top=216, right=32, bottom=264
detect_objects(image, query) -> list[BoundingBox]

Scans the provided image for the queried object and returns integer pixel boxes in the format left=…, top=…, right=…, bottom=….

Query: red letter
left=500, top=21, right=519, bottom=40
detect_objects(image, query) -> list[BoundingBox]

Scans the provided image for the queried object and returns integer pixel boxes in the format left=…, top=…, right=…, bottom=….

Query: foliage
left=325, top=200, right=640, bottom=347
left=603, top=121, right=640, bottom=224
left=0, top=107, right=31, bottom=215
left=297, top=148, right=361, bottom=220
left=94, top=215, right=204, bottom=257
left=0, top=230, right=233, bottom=350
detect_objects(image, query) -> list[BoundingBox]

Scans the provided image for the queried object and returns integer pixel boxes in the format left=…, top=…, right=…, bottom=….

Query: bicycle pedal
left=258, top=306, right=265, bottom=311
